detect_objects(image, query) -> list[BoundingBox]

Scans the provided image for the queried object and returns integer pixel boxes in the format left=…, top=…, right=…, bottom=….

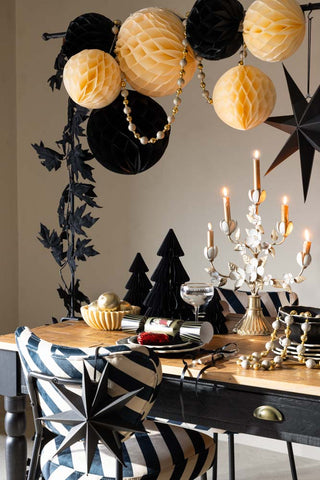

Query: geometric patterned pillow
left=15, top=326, right=162, bottom=437
left=216, top=288, right=299, bottom=318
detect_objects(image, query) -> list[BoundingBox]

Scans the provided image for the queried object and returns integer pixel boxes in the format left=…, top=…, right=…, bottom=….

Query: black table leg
left=4, top=395, right=27, bottom=480
left=228, top=432, right=235, bottom=480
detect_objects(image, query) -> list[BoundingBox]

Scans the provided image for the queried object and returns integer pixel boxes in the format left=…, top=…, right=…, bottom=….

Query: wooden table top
left=1, top=320, right=320, bottom=397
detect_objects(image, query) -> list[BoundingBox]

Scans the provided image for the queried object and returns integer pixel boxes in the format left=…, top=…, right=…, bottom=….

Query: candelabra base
left=234, top=295, right=272, bottom=336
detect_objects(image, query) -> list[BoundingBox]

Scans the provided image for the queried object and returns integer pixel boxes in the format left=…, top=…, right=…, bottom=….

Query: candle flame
left=283, top=196, right=288, bottom=205
left=253, top=150, right=260, bottom=159
left=304, top=229, right=310, bottom=241
left=208, top=222, right=213, bottom=230
left=222, top=187, right=228, bottom=197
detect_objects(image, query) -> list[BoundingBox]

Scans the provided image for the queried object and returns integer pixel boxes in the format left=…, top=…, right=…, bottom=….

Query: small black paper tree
left=144, top=229, right=193, bottom=320
left=123, top=253, right=152, bottom=314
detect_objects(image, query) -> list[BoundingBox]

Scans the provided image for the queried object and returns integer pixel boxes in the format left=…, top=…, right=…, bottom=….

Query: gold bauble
left=243, top=0, right=305, bottom=62
left=97, top=292, right=121, bottom=311
left=212, top=65, right=276, bottom=130
left=63, top=49, right=121, bottom=109
left=115, top=7, right=197, bottom=97
left=119, top=301, right=132, bottom=311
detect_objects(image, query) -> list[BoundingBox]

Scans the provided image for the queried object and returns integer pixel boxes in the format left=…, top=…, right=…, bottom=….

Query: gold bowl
left=81, top=304, right=141, bottom=331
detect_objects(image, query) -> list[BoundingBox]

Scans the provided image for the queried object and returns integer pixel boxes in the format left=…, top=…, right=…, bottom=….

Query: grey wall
left=0, top=0, right=17, bottom=334
left=14, top=0, right=320, bottom=328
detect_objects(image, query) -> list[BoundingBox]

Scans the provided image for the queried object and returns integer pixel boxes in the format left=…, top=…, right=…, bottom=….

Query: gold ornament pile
left=81, top=292, right=140, bottom=331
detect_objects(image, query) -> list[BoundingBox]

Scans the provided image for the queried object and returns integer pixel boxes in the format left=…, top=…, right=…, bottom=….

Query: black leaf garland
left=33, top=97, right=99, bottom=318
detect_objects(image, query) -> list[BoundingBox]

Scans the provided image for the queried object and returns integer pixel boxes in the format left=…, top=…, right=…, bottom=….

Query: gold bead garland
left=197, top=59, right=213, bottom=105
left=120, top=20, right=190, bottom=145
left=237, top=310, right=320, bottom=370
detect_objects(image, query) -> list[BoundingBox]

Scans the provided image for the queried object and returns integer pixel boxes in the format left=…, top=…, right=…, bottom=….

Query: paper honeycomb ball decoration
left=63, top=49, right=121, bottom=109
left=186, top=0, right=245, bottom=60
left=115, top=7, right=197, bottom=97
left=212, top=65, right=276, bottom=130
left=62, top=13, right=116, bottom=59
left=87, top=90, right=170, bottom=174
left=243, top=0, right=305, bottom=62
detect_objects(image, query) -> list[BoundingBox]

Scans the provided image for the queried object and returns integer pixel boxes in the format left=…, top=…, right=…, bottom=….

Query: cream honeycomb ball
left=63, top=49, right=121, bottom=109
left=212, top=65, right=276, bottom=130
left=115, top=7, right=197, bottom=97
left=243, top=0, right=305, bottom=62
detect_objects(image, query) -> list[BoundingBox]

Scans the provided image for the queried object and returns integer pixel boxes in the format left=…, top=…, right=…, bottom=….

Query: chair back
left=216, top=288, right=299, bottom=318
left=15, top=326, right=162, bottom=438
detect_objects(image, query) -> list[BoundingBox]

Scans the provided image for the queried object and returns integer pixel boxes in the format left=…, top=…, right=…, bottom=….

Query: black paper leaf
left=74, top=238, right=99, bottom=262
left=38, top=224, right=66, bottom=266
left=69, top=204, right=98, bottom=236
left=58, top=280, right=90, bottom=315
left=71, top=183, right=99, bottom=208
left=68, top=144, right=94, bottom=181
left=32, top=141, right=64, bottom=171
left=47, top=49, right=68, bottom=91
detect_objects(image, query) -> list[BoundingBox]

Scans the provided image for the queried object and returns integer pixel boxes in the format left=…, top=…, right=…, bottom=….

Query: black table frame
left=1, top=348, right=320, bottom=480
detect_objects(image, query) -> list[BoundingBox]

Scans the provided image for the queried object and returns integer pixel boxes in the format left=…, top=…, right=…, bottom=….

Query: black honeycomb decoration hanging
left=87, top=91, right=170, bottom=175
left=48, top=12, right=116, bottom=91
left=62, top=13, right=116, bottom=59
left=186, top=0, right=245, bottom=60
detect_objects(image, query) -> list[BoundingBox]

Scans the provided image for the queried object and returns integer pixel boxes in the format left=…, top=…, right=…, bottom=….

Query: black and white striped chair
left=16, top=326, right=216, bottom=480
left=216, top=288, right=299, bottom=319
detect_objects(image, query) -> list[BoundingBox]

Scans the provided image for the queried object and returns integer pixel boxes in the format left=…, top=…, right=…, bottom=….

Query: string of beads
left=237, top=310, right=319, bottom=370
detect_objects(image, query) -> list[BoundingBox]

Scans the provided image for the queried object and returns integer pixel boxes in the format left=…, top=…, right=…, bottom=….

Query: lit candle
left=253, top=149, right=261, bottom=191
left=222, top=187, right=231, bottom=223
left=207, top=222, right=214, bottom=248
left=303, top=229, right=311, bottom=254
left=281, top=196, right=289, bottom=224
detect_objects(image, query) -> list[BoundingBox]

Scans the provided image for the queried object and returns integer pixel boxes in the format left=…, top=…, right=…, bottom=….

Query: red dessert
left=137, top=332, right=170, bottom=346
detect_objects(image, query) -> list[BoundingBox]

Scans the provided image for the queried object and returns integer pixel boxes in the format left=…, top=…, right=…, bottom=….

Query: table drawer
left=150, top=376, right=320, bottom=446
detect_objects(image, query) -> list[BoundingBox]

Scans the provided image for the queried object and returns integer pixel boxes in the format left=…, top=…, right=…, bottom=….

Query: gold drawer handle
left=253, top=405, right=283, bottom=422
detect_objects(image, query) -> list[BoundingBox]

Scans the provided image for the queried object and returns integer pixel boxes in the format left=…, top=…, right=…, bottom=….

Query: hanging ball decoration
left=186, top=0, right=245, bottom=60
left=243, top=0, right=305, bottom=62
left=115, top=7, right=197, bottom=97
left=212, top=65, right=276, bottom=130
left=62, top=13, right=116, bottom=59
left=87, top=90, right=170, bottom=174
left=63, top=49, right=121, bottom=109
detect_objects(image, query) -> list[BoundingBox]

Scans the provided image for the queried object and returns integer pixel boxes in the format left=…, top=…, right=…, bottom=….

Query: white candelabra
left=204, top=150, right=312, bottom=336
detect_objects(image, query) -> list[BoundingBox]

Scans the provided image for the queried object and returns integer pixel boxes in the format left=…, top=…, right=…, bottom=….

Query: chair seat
left=41, top=419, right=215, bottom=480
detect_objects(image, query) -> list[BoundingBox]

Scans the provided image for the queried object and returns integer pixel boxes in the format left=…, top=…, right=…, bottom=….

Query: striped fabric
left=216, top=288, right=299, bottom=318
left=15, top=326, right=162, bottom=437
left=16, top=326, right=215, bottom=480
left=41, top=420, right=215, bottom=480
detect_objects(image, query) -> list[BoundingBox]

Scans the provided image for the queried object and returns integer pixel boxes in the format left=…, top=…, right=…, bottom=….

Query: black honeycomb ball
left=87, top=91, right=170, bottom=175
left=62, top=13, right=115, bottom=58
left=186, top=0, right=245, bottom=60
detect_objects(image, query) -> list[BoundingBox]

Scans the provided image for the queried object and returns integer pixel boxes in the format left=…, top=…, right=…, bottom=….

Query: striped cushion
left=15, top=326, right=162, bottom=437
left=216, top=288, right=299, bottom=317
left=147, top=416, right=225, bottom=436
left=40, top=419, right=215, bottom=480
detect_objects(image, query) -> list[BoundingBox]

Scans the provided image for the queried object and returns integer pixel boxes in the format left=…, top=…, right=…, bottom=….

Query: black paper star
left=265, top=65, right=320, bottom=201
left=40, top=362, right=144, bottom=474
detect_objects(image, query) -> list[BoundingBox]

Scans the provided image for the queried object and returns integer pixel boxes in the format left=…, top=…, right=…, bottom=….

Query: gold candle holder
left=236, top=295, right=272, bottom=336
left=204, top=150, right=312, bottom=336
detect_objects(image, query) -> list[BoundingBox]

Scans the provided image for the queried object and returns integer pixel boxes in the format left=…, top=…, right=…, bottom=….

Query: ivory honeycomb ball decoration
left=63, top=49, right=121, bottom=109
left=212, top=65, right=276, bottom=130
left=115, top=7, right=197, bottom=97
left=243, top=0, right=305, bottom=62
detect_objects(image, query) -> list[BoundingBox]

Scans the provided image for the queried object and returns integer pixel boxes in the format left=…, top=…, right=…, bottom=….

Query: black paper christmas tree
left=123, top=253, right=152, bottom=314
left=143, top=229, right=193, bottom=320
left=203, top=290, right=228, bottom=334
